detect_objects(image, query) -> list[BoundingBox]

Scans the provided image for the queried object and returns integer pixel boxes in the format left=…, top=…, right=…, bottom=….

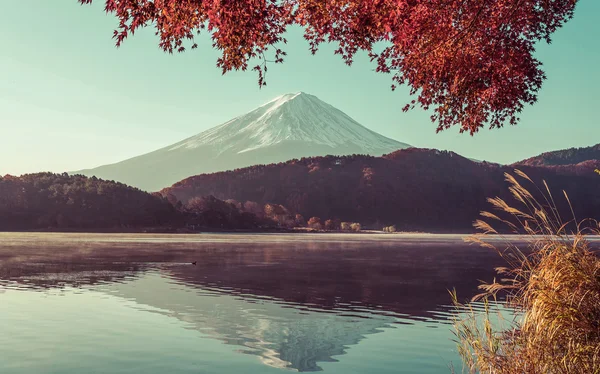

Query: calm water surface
left=0, top=233, right=513, bottom=374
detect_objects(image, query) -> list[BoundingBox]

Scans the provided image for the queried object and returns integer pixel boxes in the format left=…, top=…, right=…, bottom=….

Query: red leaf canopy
left=79, top=0, right=578, bottom=134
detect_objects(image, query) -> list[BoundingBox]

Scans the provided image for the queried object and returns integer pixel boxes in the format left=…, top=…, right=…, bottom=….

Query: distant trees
left=161, top=149, right=600, bottom=233
left=294, top=214, right=306, bottom=227
left=0, top=173, right=177, bottom=230
left=225, top=199, right=242, bottom=210
left=324, top=219, right=339, bottom=231
left=0, top=173, right=284, bottom=231
left=184, top=195, right=264, bottom=230
left=520, top=145, right=600, bottom=167
left=186, top=195, right=360, bottom=231
left=307, top=217, right=322, bottom=230
left=186, top=197, right=359, bottom=231
left=350, top=223, right=362, bottom=232
left=0, top=173, right=377, bottom=232
left=340, top=222, right=361, bottom=232
left=264, top=203, right=295, bottom=228
left=243, top=201, right=262, bottom=215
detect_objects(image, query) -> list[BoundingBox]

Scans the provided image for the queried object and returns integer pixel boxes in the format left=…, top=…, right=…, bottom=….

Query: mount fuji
left=76, top=92, right=411, bottom=191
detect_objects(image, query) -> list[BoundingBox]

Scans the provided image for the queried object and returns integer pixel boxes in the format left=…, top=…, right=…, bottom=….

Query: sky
left=0, top=0, right=598, bottom=175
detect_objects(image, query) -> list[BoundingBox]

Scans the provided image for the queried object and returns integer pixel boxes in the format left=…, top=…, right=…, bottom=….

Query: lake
left=0, top=232, right=512, bottom=374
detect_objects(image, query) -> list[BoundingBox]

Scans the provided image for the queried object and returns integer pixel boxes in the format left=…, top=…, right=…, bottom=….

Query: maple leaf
left=78, top=0, right=578, bottom=134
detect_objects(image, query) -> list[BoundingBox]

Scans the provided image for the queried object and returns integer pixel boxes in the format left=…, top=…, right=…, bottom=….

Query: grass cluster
left=453, top=170, right=600, bottom=374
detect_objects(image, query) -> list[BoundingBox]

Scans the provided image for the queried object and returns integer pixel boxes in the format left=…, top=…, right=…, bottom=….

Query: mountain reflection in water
left=0, top=233, right=511, bottom=373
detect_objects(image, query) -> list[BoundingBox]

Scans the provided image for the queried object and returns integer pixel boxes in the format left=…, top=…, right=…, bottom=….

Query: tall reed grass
left=453, top=170, right=600, bottom=374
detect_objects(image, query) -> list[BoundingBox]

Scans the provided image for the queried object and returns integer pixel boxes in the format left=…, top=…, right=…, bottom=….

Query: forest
left=0, top=173, right=182, bottom=231
left=0, top=173, right=337, bottom=232
left=4, top=144, right=600, bottom=233
left=162, top=147, right=600, bottom=232
left=0, top=173, right=271, bottom=231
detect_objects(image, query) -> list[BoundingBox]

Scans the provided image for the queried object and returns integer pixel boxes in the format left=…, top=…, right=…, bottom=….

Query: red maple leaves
left=79, top=0, right=578, bottom=134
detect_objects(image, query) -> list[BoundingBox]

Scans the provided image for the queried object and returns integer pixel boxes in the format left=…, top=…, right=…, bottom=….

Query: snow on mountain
left=75, top=92, right=411, bottom=191
left=170, top=92, right=404, bottom=155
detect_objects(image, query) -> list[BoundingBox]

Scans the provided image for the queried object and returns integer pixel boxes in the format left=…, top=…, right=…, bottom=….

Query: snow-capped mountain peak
left=76, top=92, right=411, bottom=191
left=169, top=92, right=407, bottom=154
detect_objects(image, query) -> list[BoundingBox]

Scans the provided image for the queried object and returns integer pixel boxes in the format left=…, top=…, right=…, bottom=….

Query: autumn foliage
left=78, top=0, right=577, bottom=133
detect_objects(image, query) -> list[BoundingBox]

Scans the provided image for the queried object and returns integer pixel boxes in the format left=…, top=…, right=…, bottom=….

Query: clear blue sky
left=1, top=1, right=598, bottom=175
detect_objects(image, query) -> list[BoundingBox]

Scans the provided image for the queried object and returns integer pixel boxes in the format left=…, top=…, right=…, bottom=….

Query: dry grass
left=453, top=170, right=600, bottom=374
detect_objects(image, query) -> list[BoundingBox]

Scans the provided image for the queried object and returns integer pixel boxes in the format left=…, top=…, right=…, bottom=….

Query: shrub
left=454, top=170, right=600, bottom=374
left=383, top=225, right=397, bottom=233
left=307, top=216, right=322, bottom=230
left=324, top=219, right=339, bottom=230
left=243, top=201, right=262, bottom=215
left=340, top=222, right=361, bottom=231
left=350, top=223, right=361, bottom=232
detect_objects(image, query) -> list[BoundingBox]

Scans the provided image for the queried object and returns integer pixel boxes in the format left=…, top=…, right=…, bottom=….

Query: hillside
left=161, top=148, right=600, bottom=232
left=516, top=143, right=600, bottom=167
left=75, top=93, right=410, bottom=191
left=0, top=173, right=178, bottom=231
left=0, top=173, right=269, bottom=231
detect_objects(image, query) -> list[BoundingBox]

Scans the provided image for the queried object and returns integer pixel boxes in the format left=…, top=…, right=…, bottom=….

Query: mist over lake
left=0, top=233, right=514, bottom=374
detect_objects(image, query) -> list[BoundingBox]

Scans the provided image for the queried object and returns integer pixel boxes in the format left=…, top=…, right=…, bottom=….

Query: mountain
left=515, top=143, right=600, bottom=167
left=161, top=148, right=600, bottom=232
left=76, top=92, right=410, bottom=191
left=7, top=145, right=600, bottom=233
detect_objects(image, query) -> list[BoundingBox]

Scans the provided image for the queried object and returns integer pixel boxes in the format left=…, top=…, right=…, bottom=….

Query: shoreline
left=2, top=231, right=599, bottom=243
left=0, top=227, right=453, bottom=235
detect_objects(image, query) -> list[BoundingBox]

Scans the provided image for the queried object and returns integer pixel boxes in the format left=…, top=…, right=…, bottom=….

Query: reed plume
left=453, top=170, right=600, bottom=374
